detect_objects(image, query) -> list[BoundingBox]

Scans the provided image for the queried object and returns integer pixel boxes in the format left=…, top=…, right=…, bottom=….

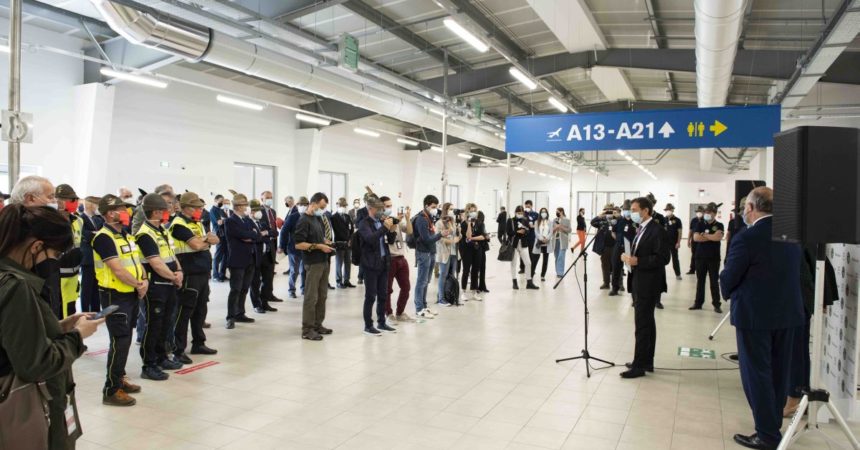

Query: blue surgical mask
left=742, top=209, right=751, bottom=226
left=384, top=208, right=394, bottom=216
left=313, top=208, right=324, bottom=217
left=631, top=211, right=642, bottom=224
left=704, top=214, right=713, bottom=222
left=621, top=210, right=631, bottom=218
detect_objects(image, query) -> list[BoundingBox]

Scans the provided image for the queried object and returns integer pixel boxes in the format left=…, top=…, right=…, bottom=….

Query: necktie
left=323, top=216, right=333, bottom=242
left=633, top=224, right=646, bottom=253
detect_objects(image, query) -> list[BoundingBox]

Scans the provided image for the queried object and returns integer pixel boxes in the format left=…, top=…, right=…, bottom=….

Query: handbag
left=0, top=372, right=51, bottom=450
left=497, top=239, right=515, bottom=262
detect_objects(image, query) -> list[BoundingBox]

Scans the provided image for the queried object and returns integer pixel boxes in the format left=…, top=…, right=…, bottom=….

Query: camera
left=453, top=208, right=464, bottom=216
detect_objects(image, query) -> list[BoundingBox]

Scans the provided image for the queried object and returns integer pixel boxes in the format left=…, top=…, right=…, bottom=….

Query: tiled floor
left=72, top=245, right=859, bottom=449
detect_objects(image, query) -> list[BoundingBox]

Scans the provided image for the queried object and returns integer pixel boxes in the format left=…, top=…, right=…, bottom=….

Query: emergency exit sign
left=339, top=33, right=359, bottom=72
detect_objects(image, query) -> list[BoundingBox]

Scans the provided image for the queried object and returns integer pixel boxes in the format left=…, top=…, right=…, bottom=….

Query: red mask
left=161, top=211, right=170, bottom=224
left=64, top=200, right=79, bottom=214
left=118, top=210, right=130, bottom=227
left=191, top=209, right=203, bottom=221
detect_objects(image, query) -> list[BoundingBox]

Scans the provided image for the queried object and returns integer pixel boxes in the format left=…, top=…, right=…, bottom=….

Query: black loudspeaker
left=773, top=126, right=860, bottom=244
left=734, top=180, right=766, bottom=212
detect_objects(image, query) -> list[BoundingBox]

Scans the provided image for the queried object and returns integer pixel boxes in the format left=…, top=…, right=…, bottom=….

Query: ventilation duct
left=90, top=0, right=505, bottom=151
left=694, top=0, right=745, bottom=171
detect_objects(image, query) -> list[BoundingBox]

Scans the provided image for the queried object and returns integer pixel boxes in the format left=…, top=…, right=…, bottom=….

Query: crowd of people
left=0, top=175, right=822, bottom=450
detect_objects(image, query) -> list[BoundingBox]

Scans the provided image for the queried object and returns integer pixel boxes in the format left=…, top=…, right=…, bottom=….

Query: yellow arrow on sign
left=709, top=120, right=727, bottom=136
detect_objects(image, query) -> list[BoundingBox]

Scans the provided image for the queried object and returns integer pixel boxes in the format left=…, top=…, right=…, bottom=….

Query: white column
left=72, top=83, right=116, bottom=196
left=293, top=128, right=321, bottom=196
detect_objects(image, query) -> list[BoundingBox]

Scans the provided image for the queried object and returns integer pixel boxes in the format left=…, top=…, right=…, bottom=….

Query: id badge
left=65, top=404, right=77, bottom=435
left=396, top=241, right=403, bottom=250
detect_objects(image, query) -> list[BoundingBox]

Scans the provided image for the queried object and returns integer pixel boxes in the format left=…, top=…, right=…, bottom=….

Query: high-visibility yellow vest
left=168, top=215, right=206, bottom=255
left=135, top=222, right=176, bottom=265
left=92, top=225, right=144, bottom=293
left=60, top=215, right=84, bottom=318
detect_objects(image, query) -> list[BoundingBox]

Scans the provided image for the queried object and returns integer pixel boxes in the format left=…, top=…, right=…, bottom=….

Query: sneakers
left=158, top=359, right=183, bottom=371
left=174, top=352, right=193, bottom=365
left=395, top=313, right=416, bottom=323
left=364, top=327, right=382, bottom=336
left=141, top=366, right=169, bottom=381
left=472, top=291, right=484, bottom=302
left=190, top=345, right=218, bottom=355
left=439, top=301, right=452, bottom=307
left=417, top=309, right=435, bottom=319
left=316, top=326, right=333, bottom=335
left=425, top=308, right=438, bottom=316
left=378, top=324, right=397, bottom=333
left=526, top=280, right=540, bottom=290
left=103, top=388, right=136, bottom=407
left=386, top=313, right=396, bottom=323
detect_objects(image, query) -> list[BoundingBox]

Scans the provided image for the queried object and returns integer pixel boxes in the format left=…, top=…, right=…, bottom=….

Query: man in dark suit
left=357, top=197, right=397, bottom=335
left=259, top=191, right=282, bottom=303
left=331, top=197, right=355, bottom=288
left=80, top=195, right=104, bottom=312
left=620, top=197, right=669, bottom=379
left=209, top=195, right=229, bottom=282
left=249, top=200, right=277, bottom=314
left=224, top=193, right=260, bottom=329
left=720, top=187, right=805, bottom=450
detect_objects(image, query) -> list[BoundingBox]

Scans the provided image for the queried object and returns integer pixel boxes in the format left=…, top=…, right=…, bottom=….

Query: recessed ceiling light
left=514, top=167, right=524, bottom=171
left=295, top=113, right=331, bottom=126
left=354, top=127, right=380, bottom=137
left=430, top=146, right=443, bottom=152
left=548, top=97, right=568, bottom=113
left=101, top=67, right=168, bottom=89
left=457, top=152, right=472, bottom=159
left=397, top=138, right=418, bottom=146
left=528, top=170, right=536, bottom=174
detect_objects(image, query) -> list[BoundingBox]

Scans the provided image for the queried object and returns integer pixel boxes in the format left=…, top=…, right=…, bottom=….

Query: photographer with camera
left=357, top=197, right=397, bottom=336
left=507, top=206, right=539, bottom=290
left=381, top=196, right=414, bottom=323
left=591, top=204, right=617, bottom=290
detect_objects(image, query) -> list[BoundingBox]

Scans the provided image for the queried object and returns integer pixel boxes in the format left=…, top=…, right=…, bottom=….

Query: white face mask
left=337, top=207, right=346, bottom=214
left=427, top=207, right=438, bottom=216
left=704, top=214, right=713, bottom=222
left=665, top=211, right=673, bottom=217
left=298, top=205, right=308, bottom=214
left=263, top=199, right=273, bottom=208
left=525, top=207, right=532, bottom=212
left=46, top=202, right=58, bottom=210
left=696, top=212, right=704, bottom=219
left=540, top=212, right=548, bottom=219
left=516, top=214, right=524, bottom=219
left=253, top=211, right=263, bottom=220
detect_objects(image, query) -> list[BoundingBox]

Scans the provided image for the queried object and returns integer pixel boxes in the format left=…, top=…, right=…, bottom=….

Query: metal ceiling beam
left=405, top=128, right=466, bottom=149
left=643, top=0, right=676, bottom=101
left=420, top=48, right=817, bottom=96
left=20, top=0, right=116, bottom=37
left=300, top=98, right=376, bottom=122
left=82, top=34, right=181, bottom=83
left=576, top=100, right=698, bottom=113
left=272, top=0, right=349, bottom=22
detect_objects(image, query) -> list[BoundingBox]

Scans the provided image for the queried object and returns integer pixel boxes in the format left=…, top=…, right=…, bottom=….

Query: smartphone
left=92, top=304, right=120, bottom=320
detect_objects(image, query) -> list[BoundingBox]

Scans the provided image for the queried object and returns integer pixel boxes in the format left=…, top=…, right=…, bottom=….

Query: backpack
left=444, top=273, right=460, bottom=306
left=405, top=214, right=421, bottom=249
left=350, top=231, right=362, bottom=266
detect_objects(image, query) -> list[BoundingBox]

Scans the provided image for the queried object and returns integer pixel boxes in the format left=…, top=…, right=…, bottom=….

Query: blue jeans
left=554, top=245, right=566, bottom=276
left=437, top=255, right=457, bottom=303
left=288, top=252, right=305, bottom=294
left=414, top=251, right=433, bottom=313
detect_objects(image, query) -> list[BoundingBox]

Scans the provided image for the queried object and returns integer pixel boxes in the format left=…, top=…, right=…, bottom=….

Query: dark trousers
left=788, top=315, right=812, bottom=398
left=670, top=246, right=681, bottom=276
left=694, top=258, right=721, bottom=307
left=600, top=247, right=614, bottom=285
left=174, top=274, right=209, bottom=354
left=610, top=244, right=624, bottom=291
left=140, top=283, right=175, bottom=368
left=688, top=243, right=697, bottom=272
left=736, top=327, right=797, bottom=446
left=100, top=289, right=138, bottom=395
left=461, top=249, right=475, bottom=290
left=302, top=261, right=330, bottom=332
left=386, top=255, right=410, bottom=316
left=362, top=263, right=389, bottom=328
left=530, top=248, right=548, bottom=279
left=477, top=250, right=487, bottom=290
left=227, top=264, right=254, bottom=320
left=335, top=248, right=351, bottom=286
left=213, top=241, right=228, bottom=280
left=631, top=291, right=658, bottom=369
left=80, top=265, right=100, bottom=312
left=260, top=257, right=275, bottom=300
left=249, top=263, right=267, bottom=310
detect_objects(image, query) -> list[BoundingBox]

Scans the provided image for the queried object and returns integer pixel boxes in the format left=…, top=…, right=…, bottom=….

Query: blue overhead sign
left=504, top=105, right=781, bottom=153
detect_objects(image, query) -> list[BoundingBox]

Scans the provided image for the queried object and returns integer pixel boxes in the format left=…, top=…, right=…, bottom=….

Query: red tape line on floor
left=84, top=349, right=109, bottom=356
left=175, top=361, right=220, bottom=375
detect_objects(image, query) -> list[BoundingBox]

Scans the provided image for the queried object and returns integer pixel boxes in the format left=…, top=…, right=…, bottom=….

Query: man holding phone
left=92, top=194, right=149, bottom=407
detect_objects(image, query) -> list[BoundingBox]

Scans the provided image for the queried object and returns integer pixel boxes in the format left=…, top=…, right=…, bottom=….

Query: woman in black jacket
left=507, top=206, right=539, bottom=290
left=476, top=211, right=490, bottom=294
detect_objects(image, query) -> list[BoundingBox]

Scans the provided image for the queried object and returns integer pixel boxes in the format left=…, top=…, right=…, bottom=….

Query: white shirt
left=633, top=216, right=653, bottom=254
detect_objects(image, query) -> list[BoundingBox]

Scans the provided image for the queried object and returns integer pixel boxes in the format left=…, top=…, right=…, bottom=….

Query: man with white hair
left=10, top=175, right=56, bottom=207
left=117, top=187, right=134, bottom=203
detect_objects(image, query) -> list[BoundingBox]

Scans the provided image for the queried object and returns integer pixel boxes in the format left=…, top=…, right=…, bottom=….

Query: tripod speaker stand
left=554, top=230, right=615, bottom=377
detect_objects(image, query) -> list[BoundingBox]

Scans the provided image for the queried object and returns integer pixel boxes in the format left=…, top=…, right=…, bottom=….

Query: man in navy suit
left=210, top=195, right=230, bottom=282
left=357, top=197, right=397, bottom=336
left=620, top=197, right=670, bottom=379
left=282, top=196, right=308, bottom=297
left=720, top=187, right=805, bottom=450
left=224, top=193, right=261, bottom=329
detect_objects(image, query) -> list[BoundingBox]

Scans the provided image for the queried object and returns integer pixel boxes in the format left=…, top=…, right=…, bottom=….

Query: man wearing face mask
left=283, top=196, right=309, bottom=298
left=725, top=196, right=747, bottom=259
left=349, top=198, right=361, bottom=222
left=690, top=202, right=724, bottom=313
left=210, top=194, right=229, bottom=282
left=258, top=192, right=282, bottom=303
left=249, top=199, right=277, bottom=315
left=169, top=192, right=219, bottom=365
left=135, top=194, right=185, bottom=381
left=56, top=184, right=85, bottom=319
left=295, top=193, right=335, bottom=340
left=413, top=195, right=452, bottom=318
left=357, top=197, right=397, bottom=335
left=663, top=204, right=683, bottom=281
left=687, top=206, right=705, bottom=275
left=590, top=204, right=617, bottom=290
left=80, top=196, right=104, bottom=313
left=224, top=193, right=260, bottom=329
left=131, top=184, right=173, bottom=235
left=331, top=197, right=355, bottom=289
left=92, top=194, right=148, bottom=406
left=610, top=202, right=634, bottom=297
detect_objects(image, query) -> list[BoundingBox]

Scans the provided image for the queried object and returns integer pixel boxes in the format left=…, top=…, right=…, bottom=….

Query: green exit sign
left=677, top=346, right=716, bottom=359
left=339, top=33, right=359, bottom=72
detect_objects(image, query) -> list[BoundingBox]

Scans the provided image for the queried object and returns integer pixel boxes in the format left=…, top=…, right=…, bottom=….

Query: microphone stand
left=554, top=226, right=615, bottom=377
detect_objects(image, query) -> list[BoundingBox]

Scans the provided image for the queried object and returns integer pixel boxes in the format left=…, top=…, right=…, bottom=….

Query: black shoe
left=364, top=327, right=381, bottom=336
left=158, top=359, right=183, bottom=371
left=190, top=345, right=217, bottom=355
left=337, top=283, right=345, bottom=289
left=608, top=290, right=619, bottom=296
left=378, top=324, right=397, bottom=333
left=599, top=284, right=609, bottom=290
left=512, top=280, right=519, bottom=290
left=268, top=296, right=284, bottom=303
left=656, top=302, right=664, bottom=309
left=357, top=279, right=364, bottom=285
left=620, top=368, right=646, bottom=379
left=289, top=292, right=297, bottom=299
left=688, top=305, right=703, bottom=310
left=141, top=366, right=169, bottom=381
left=235, top=315, right=255, bottom=323
left=686, top=270, right=695, bottom=275
left=254, top=307, right=267, bottom=314
left=203, top=322, right=211, bottom=329
left=316, top=326, right=333, bottom=335
left=714, top=305, right=723, bottom=314
left=328, top=284, right=335, bottom=290
left=729, top=353, right=739, bottom=361
left=302, top=330, right=323, bottom=341
left=263, top=305, right=277, bottom=312
left=518, top=269, right=525, bottom=274
left=480, top=288, right=489, bottom=293
left=526, top=280, right=539, bottom=290
left=625, top=362, right=654, bottom=373
left=282, top=270, right=290, bottom=275
left=345, top=282, right=357, bottom=288
left=733, top=433, right=776, bottom=450
left=225, top=319, right=235, bottom=329
left=174, top=352, right=192, bottom=365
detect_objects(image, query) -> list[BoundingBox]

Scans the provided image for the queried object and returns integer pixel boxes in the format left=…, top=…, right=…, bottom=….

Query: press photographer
left=590, top=204, right=618, bottom=290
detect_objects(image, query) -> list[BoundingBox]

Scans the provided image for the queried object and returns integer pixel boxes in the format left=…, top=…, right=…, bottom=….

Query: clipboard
left=624, top=237, right=632, bottom=272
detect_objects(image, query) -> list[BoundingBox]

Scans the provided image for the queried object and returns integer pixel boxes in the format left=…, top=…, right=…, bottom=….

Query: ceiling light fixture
left=396, top=138, right=418, bottom=146
left=539, top=172, right=547, bottom=177
left=616, top=149, right=625, bottom=156
left=430, top=146, right=444, bottom=152
left=295, top=113, right=331, bottom=126
left=480, top=157, right=493, bottom=163
left=443, top=18, right=489, bottom=53
left=429, top=108, right=444, bottom=116
left=457, top=153, right=473, bottom=159
left=509, top=67, right=537, bottom=90
left=101, top=67, right=168, bottom=89
left=216, top=94, right=264, bottom=111
left=548, top=97, right=568, bottom=113
left=354, top=127, right=380, bottom=138
left=514, top=167, right=524, bottom=171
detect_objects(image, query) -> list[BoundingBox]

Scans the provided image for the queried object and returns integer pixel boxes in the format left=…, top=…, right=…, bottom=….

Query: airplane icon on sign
left=547, top=127, right=562, bottom=139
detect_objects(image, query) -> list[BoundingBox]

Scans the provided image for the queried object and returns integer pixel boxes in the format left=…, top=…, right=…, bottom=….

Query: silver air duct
left=90, top=0, right=506, bottom=151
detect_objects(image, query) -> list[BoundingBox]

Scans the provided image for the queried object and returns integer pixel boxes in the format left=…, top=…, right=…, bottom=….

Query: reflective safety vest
left=168, top=215, right=206, bottom=255
left=93, top=225, right=144, bottom=293
left=60, top=216, right=84, bottom=318
left=135, top=221, right=176, bottom=264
